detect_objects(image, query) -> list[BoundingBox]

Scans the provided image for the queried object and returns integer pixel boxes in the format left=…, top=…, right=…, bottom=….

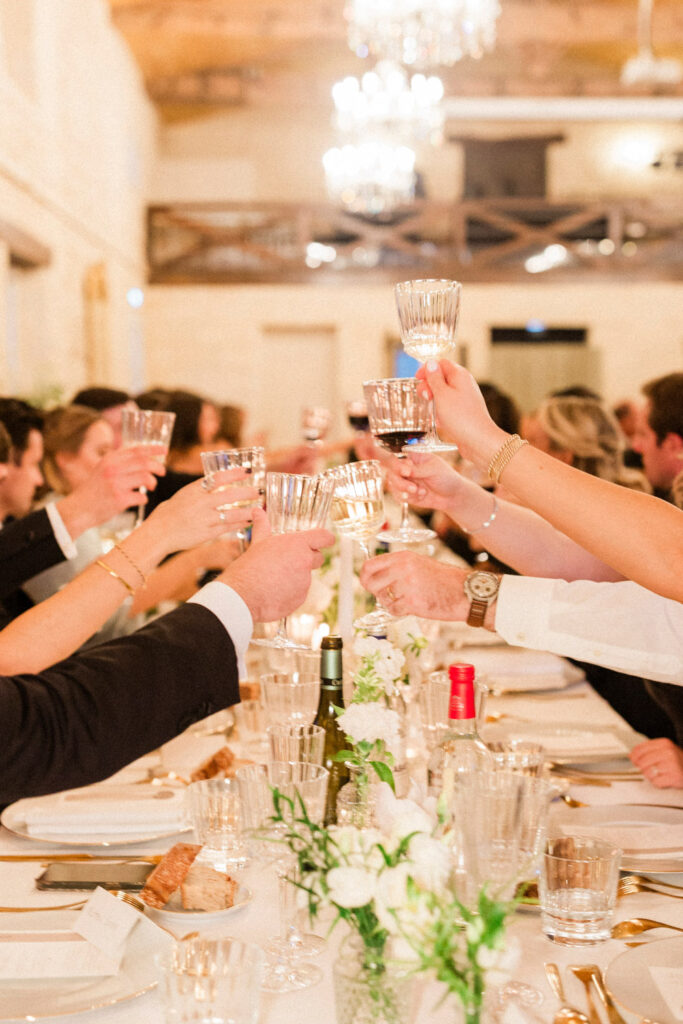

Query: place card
left=73, top=886, right=139, bottom=960
left=649, top=966, right=683, bottom=1022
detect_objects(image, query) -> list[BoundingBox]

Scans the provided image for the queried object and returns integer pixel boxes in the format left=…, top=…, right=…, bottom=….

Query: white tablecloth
left=1, top=676, right=681, bottom=1023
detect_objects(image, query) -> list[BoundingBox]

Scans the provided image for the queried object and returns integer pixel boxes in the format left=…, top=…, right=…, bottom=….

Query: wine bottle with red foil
left=427, top=663, right=492, bottom=810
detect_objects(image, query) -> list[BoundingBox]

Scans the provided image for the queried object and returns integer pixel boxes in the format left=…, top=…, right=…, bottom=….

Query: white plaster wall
left=0, top=0, right=157, bottom=400
left=144, top=281, right=683, bottom=445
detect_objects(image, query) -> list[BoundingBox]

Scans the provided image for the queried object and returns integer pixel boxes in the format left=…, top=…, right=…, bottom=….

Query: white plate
left=486, top=723, right=630, bottom=761
left=1, top=791, right=191, bottom=847
left=550, top=803, right=683, bottom=872
left=146, top=884, right=252, bottom=929
left=606, top=936, right=683, bottom=1024
left=0, top=910, right=170, bottom=1021
left=551, top=756, right=641, bottom=777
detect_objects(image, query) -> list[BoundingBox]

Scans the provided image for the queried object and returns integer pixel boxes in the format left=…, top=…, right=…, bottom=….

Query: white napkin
left=21, top=785, right=187, bottom=835
left=461, top=647, right=578, bottom=691
left=649, top=967, right=683, bottom=1021
left=559, top=822, right=683, bottom=853
left=0, top=929, right=120, bottom=979
left=512, top=729, right=628, bottom=756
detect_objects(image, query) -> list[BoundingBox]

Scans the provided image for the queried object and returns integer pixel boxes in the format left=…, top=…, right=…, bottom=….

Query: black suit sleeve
left=0, top=509, right=65, bottom=599
left=0, top=602, right=240, bottom=805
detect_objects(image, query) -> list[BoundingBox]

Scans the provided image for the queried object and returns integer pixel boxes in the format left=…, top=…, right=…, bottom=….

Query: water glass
left=539, top=835, right=621, bottom=945
left=155, top=936, right=264, bottom=1024
left=452, top=771, right=549, bottom=907
left=487, top=740, right=547, bottom=776
left=267, top=724, right=325, bottom=765
left=187, top=777, right=247, bottom=869
left=268, top=761, right=329, bottom=824
left=232, top=699, right=267, bottom=755
left=260, top=672, right=321, bottom=726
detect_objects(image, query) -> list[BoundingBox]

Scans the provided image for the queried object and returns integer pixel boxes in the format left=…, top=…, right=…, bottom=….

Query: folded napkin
left=649, top=967, right=683, bottom=1022
left=513, top=728, right=628, bottom=756
left=21, top=785, right=187, bottom=835
left=560, top=822, right=683, bottom=853
left=461, top=647, right=579, bottom=691
left=0, top=929, right=120, bottom=979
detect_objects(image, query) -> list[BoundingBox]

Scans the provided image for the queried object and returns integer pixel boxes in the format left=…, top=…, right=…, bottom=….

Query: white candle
left=337, top=535, right=355, bottom=644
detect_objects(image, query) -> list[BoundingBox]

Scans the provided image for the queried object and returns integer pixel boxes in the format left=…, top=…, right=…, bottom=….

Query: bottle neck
left=446, top=716, right=478, bottom=736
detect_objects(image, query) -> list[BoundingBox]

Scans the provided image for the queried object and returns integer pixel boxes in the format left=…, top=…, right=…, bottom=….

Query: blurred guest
left=219, top=403, right=246, bottom=448
left=71, top=386, right=132, bottom=448
left=0, top=397, right=163, bottom=626
left=631, top=372, right=683, bottom=501
left=613, top=398, right=644, bottom=470
left=166, top=389, right=221, bottom=474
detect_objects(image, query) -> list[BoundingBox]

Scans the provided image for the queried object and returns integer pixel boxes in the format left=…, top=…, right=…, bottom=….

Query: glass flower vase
left=336, top=765, right=377, bottom=828
left=333, top=943, right=414, bottom=1024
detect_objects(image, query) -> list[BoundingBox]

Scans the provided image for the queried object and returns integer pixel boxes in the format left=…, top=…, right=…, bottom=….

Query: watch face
left=466, top=571, right=500, bottom=600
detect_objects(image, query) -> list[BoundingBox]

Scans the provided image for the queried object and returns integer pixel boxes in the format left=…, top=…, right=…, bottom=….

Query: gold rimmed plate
left=0, top=909, right=171, bottom=1021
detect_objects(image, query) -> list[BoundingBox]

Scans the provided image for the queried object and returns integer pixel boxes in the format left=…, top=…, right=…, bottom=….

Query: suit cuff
left=189, top=581, right=253, bottom=680
left=45, top=502, right=78, bottom=560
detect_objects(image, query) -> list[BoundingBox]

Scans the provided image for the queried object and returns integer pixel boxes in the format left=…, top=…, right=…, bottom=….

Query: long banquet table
left=1, top=666, right=682, bottom=1024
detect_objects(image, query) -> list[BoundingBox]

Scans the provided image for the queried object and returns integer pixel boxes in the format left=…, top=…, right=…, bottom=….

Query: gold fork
left=619, top=877, right=683, bottom=901
left=0, top=899, right=88, bottom=913
left=620, top=873, right=683, bottom=895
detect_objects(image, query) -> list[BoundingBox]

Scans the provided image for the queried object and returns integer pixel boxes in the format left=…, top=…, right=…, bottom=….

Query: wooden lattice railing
left=147, top=198, right=683, bottom=284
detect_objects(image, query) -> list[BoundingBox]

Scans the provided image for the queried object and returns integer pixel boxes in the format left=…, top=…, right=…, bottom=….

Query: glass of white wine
left=120, top=407, right=176, bottom=528
left=326, top=460, right=395, bottom=634
left=363, top=378, right=436, bottom=545
left=201, top=446, right=266, bottom=549
left=394, top=278, right=462, bottom=452
left=251, top=471, right=335, bottom=651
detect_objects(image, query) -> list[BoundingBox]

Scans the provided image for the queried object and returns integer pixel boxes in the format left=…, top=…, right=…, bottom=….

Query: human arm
left=0, top=472, right=258, bottom=673
left=419, top=360, right=683, bottom=602
left=385, top=453, right=624, bottom=582
left=629, top=738, right=683, bottom=788
left=0, top=515, right=334, bottom=803
left=360, top=553, right=683, bottom=686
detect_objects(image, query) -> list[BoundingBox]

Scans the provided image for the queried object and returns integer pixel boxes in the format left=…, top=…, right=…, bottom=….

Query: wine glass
left=363, top=378, right=436, bottom=545
left=200, top=446, right=266, bottom=549
left=326, top=460, right=395, bottom=634
left=346, top=399, right=369, bottom=435
left=301, top=406, right=331, bottom=445
left=120, top=408, right=176, bottom=528
left=260, top=673, right=321, bottom=726
left=394, top=278, right=462, bottom=452
left=251, top=472, right=335, bottom=650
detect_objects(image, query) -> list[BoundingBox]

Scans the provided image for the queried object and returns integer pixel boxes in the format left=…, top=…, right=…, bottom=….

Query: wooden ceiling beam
left=110, top=0, right=682, bottom=51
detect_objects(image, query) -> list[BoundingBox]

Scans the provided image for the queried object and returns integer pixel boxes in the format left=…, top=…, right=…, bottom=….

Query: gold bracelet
left=114, top=543, right=147, bottom=588
left=487, top=434, right=529, bottom=485
left=95, top=559, right=135, bottom=595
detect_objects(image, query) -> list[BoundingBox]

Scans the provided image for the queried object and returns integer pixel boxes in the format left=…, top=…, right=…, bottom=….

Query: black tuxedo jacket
left=0, top=508, right=65, bottom=599
left=0, top=602, right=240, bottom=806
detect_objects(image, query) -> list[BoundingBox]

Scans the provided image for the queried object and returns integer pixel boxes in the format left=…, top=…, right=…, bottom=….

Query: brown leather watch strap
left=467, top=597, right=489, bottom=628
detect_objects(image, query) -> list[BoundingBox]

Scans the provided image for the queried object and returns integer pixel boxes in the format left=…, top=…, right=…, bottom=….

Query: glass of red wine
left=362, top=378, right=436, bottom=545
left=346, top=399, right=370, bottom=435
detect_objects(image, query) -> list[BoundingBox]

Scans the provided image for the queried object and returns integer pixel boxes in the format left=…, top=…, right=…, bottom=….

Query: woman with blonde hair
left=525, top=394, right=649, bottom=491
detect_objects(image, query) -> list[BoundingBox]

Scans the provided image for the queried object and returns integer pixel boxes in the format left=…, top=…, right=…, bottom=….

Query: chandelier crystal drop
left=332, top=61, right=444, bottom=144
left=322, top=141, right=417, bottom=216
left=345, top=0, right=501, bottom=68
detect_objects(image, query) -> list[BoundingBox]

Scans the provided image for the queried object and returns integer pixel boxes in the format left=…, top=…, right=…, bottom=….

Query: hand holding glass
left=121, top=408, right=176, bottom=528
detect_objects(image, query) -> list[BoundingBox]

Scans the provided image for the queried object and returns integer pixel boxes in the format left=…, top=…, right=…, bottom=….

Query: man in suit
left=632, top=372, right=683, bottom=501
left=0, top=519, right=333, bottom=805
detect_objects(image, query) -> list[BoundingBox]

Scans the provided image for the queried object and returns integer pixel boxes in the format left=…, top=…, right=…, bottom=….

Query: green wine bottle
left=314, top=635, right=350, bottom=826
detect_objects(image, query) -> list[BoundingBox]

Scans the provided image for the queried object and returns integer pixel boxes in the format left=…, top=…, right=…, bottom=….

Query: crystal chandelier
left=345, top=0, right=501, bottom=68
left=332, top=61, right=444, bottom=144
left=322, top=141, right=417, bottom=216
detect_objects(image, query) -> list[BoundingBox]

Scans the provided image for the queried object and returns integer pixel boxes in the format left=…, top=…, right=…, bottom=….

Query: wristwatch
left=463, top=570, right=501, bottom=628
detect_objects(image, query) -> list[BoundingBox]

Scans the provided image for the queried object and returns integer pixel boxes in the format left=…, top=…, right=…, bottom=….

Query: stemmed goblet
left=120, top=408, right=176, bottom=528
left=200, top=446, right=266, bottom=550
left=394, top=278, right=462, bottom=452
left=326, top=460, right=395, bottom=634
left=251, top=471, right=335, bottom=650
left=363, top=378, right=436, bottom=545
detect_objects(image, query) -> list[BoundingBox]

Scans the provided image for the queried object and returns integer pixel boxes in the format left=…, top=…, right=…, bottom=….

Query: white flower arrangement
left=270, top=784, right=518, bottom=1024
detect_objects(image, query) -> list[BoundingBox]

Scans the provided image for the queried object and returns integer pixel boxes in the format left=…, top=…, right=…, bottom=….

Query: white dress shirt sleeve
left=188, top=581, right=254, bottom=681
left=45, top=502, right=78, bottom=560
left=494, top=576, right=683, bottom=686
